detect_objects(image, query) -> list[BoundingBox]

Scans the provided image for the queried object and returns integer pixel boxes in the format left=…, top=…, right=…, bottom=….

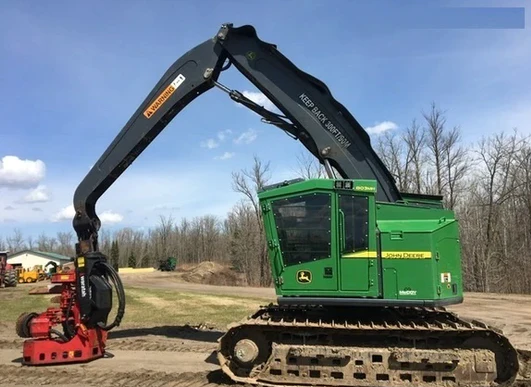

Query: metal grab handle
left=339, top=209, right=346, bottom=252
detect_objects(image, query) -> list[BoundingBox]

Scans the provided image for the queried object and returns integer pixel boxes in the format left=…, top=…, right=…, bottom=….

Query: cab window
left=339, top=194, right=369, bottom=253
left=271, top=193, right=331, bottom=266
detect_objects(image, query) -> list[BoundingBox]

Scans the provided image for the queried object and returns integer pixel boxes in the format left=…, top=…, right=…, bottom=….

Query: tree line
left=1, top=102, right=530, bottom=293
left=374, top=103, right=531, bottom=294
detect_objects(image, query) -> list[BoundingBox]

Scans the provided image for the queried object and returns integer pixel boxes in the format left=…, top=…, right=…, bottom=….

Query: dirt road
left=121, top=272, right=531, bottom=350
left=1, top=271, right=530, bottom=386
left=0, top=348, right=229, bottom=386
left=120, top=271, right=277, bottom=299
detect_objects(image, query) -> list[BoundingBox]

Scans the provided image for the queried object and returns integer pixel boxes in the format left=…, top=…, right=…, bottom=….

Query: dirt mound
left=181, top=261, right=246, bottom=286
left=177, top=262, right=201, bottom=272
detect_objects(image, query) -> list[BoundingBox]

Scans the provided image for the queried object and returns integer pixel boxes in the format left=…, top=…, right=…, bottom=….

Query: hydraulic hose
left=63, top=293, right=76, bottom=339
left=50, top=328, right=69, bottom=343
left=95, top=261, right=126, bottom=331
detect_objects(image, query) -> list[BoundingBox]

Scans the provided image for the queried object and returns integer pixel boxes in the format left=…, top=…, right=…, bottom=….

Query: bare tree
left=48, top=237, right=58, bottom=252
left=232, top=156, right=271, bottom=220
left=293, top=150, right=325, bottom=179
left=402, top=119, right=426, bottom=194
left=231, top=155, right=272, bottom=286
left=442, top=125, right=469, bottom=209
left=56, top=231, right=74, bottom=257
left=423, top=102, right=447, bottom=195
left=225, top=200, right=260, bottom=285
left=376, top=131, right=410, bottom=192
left=6, top=229, right=25, bottom=252
left=37, top=233, right=49, bottom=251
left=155, top=215, right=174, bottom=262
left=463, top=130, right=525, bottom=291
left=26, top=235, right=34, bottom=250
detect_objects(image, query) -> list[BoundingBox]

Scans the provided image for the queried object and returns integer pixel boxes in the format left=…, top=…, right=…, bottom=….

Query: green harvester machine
left=60, top=23, right=521, bottom=387
left=215, top=178, right=519, bottom=385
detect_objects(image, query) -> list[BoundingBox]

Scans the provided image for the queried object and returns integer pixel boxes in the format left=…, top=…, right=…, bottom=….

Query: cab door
left=338, top=193, right=379, bottom=295
left=270, top=192, right=339, bottom=293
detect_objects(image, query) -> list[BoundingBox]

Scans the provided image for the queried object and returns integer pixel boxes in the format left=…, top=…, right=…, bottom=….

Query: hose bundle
left=95, top=261, right=126, bottom=331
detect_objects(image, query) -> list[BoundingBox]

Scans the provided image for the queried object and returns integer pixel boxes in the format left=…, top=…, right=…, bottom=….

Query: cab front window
left=271, top=193, right=331, bottom=267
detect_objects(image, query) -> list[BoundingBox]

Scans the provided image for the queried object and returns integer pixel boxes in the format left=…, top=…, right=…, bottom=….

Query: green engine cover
left=258, top=178, right=463, bottom=307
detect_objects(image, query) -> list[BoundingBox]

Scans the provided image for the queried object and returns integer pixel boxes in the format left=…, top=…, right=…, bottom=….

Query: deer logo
left=297, top=270, right=312, bottom=284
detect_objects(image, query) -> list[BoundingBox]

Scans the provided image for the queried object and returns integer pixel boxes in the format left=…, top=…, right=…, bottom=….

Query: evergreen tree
left=128, top=251, right=136, bottom=268
left=110, top=240, right=120, bottom=266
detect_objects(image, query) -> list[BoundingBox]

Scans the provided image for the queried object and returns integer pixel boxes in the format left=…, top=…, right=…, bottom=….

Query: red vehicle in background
left=0, top=250, right=17, bottom=288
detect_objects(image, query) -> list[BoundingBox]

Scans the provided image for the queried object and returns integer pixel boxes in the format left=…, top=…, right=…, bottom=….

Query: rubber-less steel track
left=217, top=304, right=520, bottom=387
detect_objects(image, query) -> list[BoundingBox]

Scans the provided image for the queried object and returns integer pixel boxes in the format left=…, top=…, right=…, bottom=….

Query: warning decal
left=143, top=74, right=186, bottom=119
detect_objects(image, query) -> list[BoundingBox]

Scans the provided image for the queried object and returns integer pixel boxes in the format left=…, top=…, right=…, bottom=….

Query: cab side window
left=339, top=195, right=369, bottom=253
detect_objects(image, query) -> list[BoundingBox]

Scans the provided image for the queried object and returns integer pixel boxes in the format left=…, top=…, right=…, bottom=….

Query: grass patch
left=120, top=287, right=272, bottom=329
left=0, top=286, right=54, bottom=322
left=0, top=284, right=273, bottom=330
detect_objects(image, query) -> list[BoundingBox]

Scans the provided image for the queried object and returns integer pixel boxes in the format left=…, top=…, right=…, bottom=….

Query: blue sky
left=0, top=0, right=529, bottom=241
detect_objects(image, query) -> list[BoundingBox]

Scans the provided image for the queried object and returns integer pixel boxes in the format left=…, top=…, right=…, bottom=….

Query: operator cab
left=259, top=178, right=379, bottom=298
left=258, top=178, right=463, bottom=307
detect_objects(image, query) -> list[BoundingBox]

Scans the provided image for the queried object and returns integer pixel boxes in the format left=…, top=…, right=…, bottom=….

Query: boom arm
left=72, top=23, right=401, bottom=254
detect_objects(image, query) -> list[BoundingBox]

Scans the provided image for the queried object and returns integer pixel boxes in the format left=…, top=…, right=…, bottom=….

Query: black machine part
left=74, top=252, right=125, bottom=330
left=72, top=23, right=402, bottom=255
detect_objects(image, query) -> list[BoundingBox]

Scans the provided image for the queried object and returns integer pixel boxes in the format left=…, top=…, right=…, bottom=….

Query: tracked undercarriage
left=218, top=305, right=520, bottom=387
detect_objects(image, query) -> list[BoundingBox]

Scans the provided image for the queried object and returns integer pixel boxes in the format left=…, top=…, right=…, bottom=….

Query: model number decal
left=355, top=185, right=376, bottom=192
left=143, top=74, right=186, bottom=119
left=298, top=93, right=351, bottom=149
left=399, top=289, right=417, bottom=296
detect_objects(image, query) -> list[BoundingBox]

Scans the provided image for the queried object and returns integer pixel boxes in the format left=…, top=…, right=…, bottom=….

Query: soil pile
left=181, top=261, right=246, bottom=286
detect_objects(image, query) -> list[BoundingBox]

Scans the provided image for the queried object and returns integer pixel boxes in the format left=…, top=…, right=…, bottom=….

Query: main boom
left=72, top=23, right=401, bottom=254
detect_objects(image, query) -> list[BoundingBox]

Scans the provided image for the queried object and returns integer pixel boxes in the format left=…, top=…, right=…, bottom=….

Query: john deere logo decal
left=297, top=270, right=312, bottom=284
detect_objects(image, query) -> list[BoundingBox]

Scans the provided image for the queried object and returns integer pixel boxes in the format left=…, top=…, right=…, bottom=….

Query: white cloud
left=99, top=210, right=123, bottom=224
left=95, top=165, right=240, bottom=228
left=215, top=152, right=235, bottom=161
left=22, top=185, right=51, bottom=203
left=201, top=130, right=233, bottom=150
left=241, top=91, right=276, bottom=111
left=200, top=138, right=219, bottom=149
left=0, top=156, right=46, bottom=189
left=234, top=129, right=258, bottom=145
left=51, top=204, right=122, bottom=224
left=366, top=121, right=398, bottom=135
left=151, top=203, right=180, bottom=212
left=217, top=129, right=233, bottom=141
left=0, top=162, right=244, bottom=233
left=51, top=204, right=75, bottom=222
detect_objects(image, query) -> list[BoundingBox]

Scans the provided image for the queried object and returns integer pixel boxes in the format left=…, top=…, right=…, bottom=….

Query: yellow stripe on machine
left=343, top=251, right=432, bottom=259
left=343, top=251, right=378, bottom=258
